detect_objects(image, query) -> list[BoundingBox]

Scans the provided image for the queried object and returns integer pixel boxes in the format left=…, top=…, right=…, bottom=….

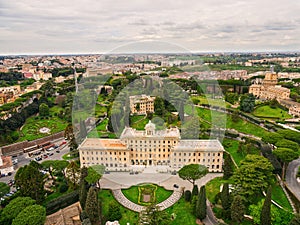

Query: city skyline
left=1, top=0, right=300, bottom=54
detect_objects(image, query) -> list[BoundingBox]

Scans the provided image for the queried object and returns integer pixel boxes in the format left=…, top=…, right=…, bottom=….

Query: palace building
left=129, top=95, right=155, bottom=115
left=249, top=71, right=290, bottom=100
left=78, top=121, right=224, bottom=172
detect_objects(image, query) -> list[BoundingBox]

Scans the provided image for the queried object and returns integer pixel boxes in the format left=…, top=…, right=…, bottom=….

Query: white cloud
left=0, top=0, right=300, bottom=54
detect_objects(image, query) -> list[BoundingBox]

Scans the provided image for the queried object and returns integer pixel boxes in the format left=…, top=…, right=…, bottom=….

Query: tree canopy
left=14, top=165, right=45, bottom=203
left=232, top=155, right=274, bottom=198
left=0, top=182, right=10, bottom=198
left=12, top=204, right=46, bottom=225
left=178, top=164, right=208, bottom=185
left=0, top=197, right=36, bottom=225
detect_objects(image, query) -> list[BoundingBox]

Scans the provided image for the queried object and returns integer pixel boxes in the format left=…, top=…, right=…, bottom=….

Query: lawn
left=253, top=105, right=292, bottom=120
left=98, top=189, right=139, bottom=225
left=191, top=95, right=230, bottom=108
left=271, top=183, right=292, bottom=211
left=222, top=139, right=245, bottom=166
left=18, top=116, right=68, bottom=141
left=196, top=107, right=268, bottom=137
left=205, top=177, right=225, bottom=203
left=131, top=117, right=149, bottom=130
left=96, top=118, right=108, bottom=132
left=121, top=184, right=173, bottom=205
left=166, top=197, right=197, bottom=225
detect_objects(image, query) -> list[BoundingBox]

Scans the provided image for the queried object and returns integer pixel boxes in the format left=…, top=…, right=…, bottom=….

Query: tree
left=85, top=187, right=101, bottom=225
left=196, top=185, right=207, bottom=220
left=221, top=183, right=230, bottom=210
left=192, top=184, right=199, bottom=196
left=12, top=204, right=46, bottom=225
left=275, top=139, right=299, bottom=152
left=262, top=132, right=283, bottom=145
left=41, top=160, right=69, bottom=180
left=79, top=167, right=89, bottom=209
left=39, top=103, right=49, bottom=117
left=232, top=155, right=274, bottom=199
left=0, top=197, right=36, bottom=225
left=289, top=214, right=300, bottom=225
left=0, top=182, right=10, bottom=198
left=184, top=190, right=192, bottom=202
left=65, top=161, right=80, bottom=190
left=223, top=153, right=234, bottom=179
left=273, top=148, right=299, bottom=179
left=144, top=204, right=171, bottom=225
left=14, top=165, right=45, bottom=203
left=107, top=203, right=122, bottom=221
left=154, top=97, right=165, bottom=116
left=178, top=164, right=208, bottom=186
left=231, top=195, right=245, bottom=224
left=261, top=186, right=272, bottom=225
left=239, top=93, right=255, bottom=113
left=85, top=166, right=103, bottom=189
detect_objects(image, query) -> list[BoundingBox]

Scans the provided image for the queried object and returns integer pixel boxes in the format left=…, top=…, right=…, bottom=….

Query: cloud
left=0, top=0, right=300, bottom=54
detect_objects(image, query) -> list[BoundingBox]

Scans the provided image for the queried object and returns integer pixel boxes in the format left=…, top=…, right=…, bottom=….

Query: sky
left=0, top=0, right=300, bottom=54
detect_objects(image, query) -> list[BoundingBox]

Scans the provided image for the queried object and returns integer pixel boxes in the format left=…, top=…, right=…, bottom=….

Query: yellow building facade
left=79, top=121, right=224, bottom=172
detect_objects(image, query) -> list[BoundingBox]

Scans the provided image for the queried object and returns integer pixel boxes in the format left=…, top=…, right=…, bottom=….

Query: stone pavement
left=111, top=188, right=182, bottom=212
left=100, top=171, right=223, bottom=191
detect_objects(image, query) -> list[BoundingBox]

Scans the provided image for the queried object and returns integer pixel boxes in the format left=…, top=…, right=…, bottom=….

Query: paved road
left=286, top=158, right=300, bottom=201
left=0, top=139, right=70, bottom=186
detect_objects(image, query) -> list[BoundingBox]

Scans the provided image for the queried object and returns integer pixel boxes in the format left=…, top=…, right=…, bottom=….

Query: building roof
left=79, top=138, right=127, bottom=151
left=120, top=126, right=180, bottom=139
left=173, top=139, right=224, bottom=152
left=44, top=202, right=82, bottom=225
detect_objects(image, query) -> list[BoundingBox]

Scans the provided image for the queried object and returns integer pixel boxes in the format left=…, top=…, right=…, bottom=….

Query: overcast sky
left=0, top=0, right=300, bottom=54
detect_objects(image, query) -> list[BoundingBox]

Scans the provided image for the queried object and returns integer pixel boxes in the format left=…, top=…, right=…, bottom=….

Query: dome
left=145, top=120, right=156, bottom=131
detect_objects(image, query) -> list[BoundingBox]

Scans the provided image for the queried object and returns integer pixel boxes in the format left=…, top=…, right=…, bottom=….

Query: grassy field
left=271, top=183, right=292, bottom=211
left=166, top=197, right=198, bottom=225
left=191, top=95, right=230, bottom=108
left=253, top=105, right=292, bottom=120
left=222, top=139, right=245, bottom=166
left=99, top=189, right=139, bottom=225
left=121, top=184, right=173, bottom=205
left=196, top=107, right=268, bottom=137
left=18, top=116, right=68, bottom=141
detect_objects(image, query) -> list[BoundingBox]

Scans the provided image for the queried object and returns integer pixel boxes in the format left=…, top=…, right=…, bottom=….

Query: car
left=61, top=141, right=66, bottom=145
left=171, top=171, right=177, bottom=175
left=173, top=184, right=179, bottom=188
left=7, top=172, right=12, bottom=176
left=56, top=150, right=60, bottom=153
left=48, top=147, right=54, bottom=151
left=49, top=153, right=54, bottom=156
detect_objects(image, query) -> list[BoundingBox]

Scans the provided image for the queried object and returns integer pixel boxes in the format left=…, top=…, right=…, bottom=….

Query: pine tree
left=221, top=183, right=231, bottom=219
left=192, top=184, right=199, bottom=196
left=231, top=195, right=245, bottom=224
left=80, top=119, right=87, bottom=140
left=79, top=179, right=89, bottom=209
left=85, top=187, right=101, bottom=225
left=196, top=185, right=207, bottom=220
left=221, top=183, right=230, bottom=210
left=223, top=153, right=234, bottom=179
left=260, top=186, right=272, bottom=225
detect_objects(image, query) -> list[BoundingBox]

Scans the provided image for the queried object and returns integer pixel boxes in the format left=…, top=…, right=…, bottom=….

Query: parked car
left=56, top=150, right=60, bottom=153
left=49, top=153, right=54, bottom=156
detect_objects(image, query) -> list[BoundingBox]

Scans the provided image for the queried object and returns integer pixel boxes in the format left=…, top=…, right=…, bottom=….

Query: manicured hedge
left=46, top=190, right=79, bottom=215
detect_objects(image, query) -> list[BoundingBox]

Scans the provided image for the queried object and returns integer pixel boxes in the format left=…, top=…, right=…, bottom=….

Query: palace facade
left=249, top=72, right=290, bottom=100
left=78, top=121, right=224, bottom=172
left=129, top=95, right=155, bottom=115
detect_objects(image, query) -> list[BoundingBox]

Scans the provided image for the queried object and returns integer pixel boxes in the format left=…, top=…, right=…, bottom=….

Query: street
left=0, top=139, right=70, bottom=185
left=286, top=158, right=300, bottom=201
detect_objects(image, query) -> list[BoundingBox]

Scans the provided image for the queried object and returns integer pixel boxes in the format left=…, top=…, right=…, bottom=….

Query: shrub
left=59, top=183, right=68, bottom=193
left=184, top=190, right=192, bottom=202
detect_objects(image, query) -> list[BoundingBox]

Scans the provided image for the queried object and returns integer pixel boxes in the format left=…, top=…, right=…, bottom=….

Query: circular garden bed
left=121, top=183, right=173, bottom=206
